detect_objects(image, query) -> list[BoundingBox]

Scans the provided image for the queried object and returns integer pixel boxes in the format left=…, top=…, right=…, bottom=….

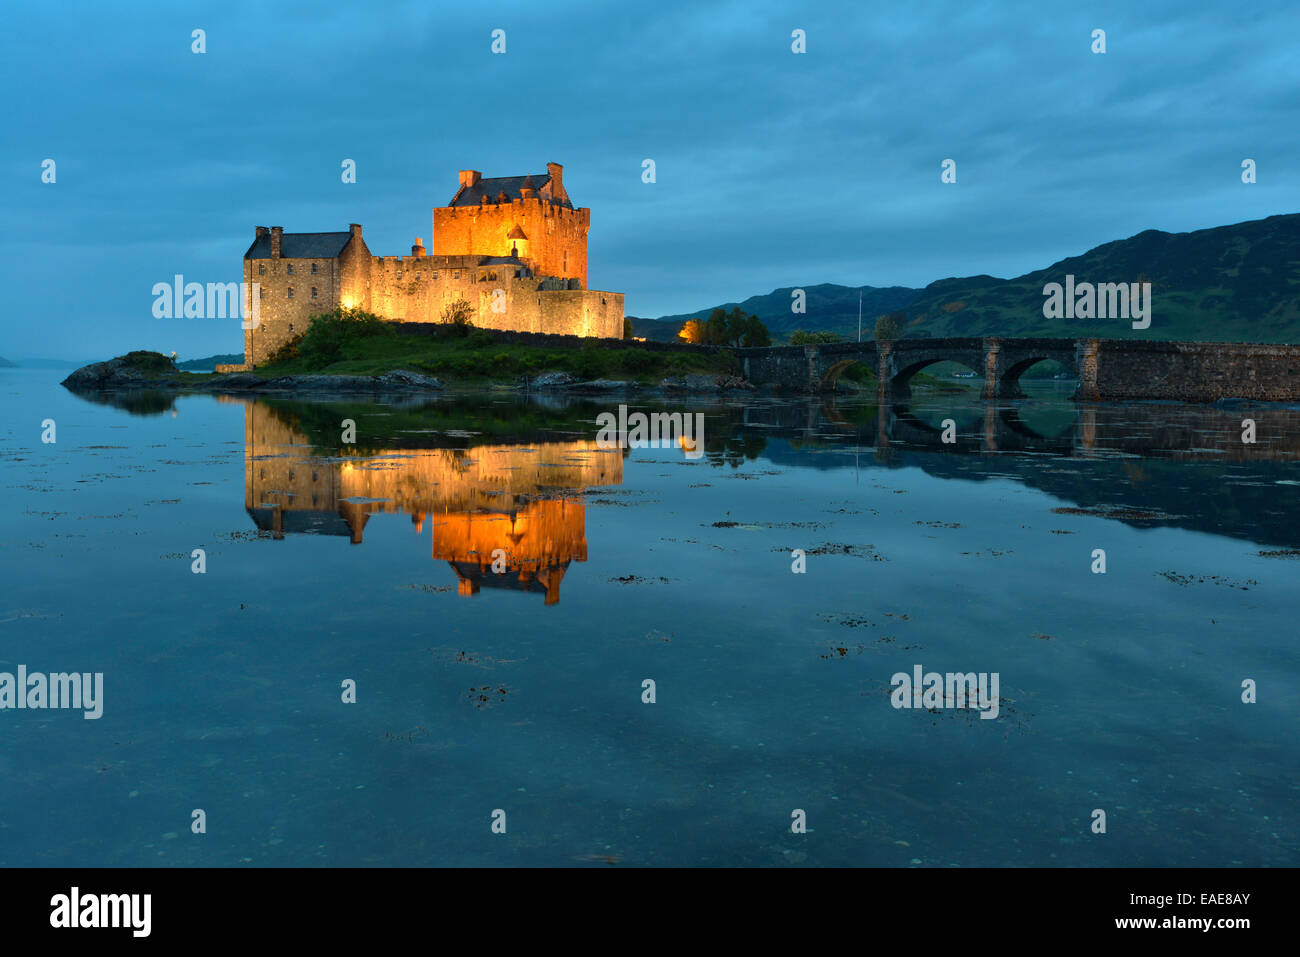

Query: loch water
left=2, top=367, right=1297, bottom=866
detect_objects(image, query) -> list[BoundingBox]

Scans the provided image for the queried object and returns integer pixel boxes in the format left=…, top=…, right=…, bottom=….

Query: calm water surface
left=2, top=368, right=1297, bottom=866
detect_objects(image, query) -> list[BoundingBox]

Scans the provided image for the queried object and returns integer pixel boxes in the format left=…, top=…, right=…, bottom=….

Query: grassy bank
left=254, top=309, right=738, bottom=383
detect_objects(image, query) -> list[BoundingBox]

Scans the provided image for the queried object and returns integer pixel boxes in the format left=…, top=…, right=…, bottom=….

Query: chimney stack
left=411, top=237, right=426, bottom=257
left=270, top=226, right=283, bottom=258
left=349, top=223, right=362, bottom=238
left=256, top=226, right=269, bottom=240
left=546, top=162, right=564, bottom=200
left=459, top=170, right=481, bottom=188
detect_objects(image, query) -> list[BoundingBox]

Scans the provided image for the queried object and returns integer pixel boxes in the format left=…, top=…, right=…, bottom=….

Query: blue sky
left=3, top=0, right=1297, bottom=359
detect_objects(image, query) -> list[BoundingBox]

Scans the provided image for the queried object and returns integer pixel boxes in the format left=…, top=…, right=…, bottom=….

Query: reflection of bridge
left=737, top=337, right=1300, bottom=401
left=738, top=396, right=1300, bottom=461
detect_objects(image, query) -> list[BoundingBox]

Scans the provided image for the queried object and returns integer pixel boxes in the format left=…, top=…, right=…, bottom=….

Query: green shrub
left=618, top=349, right=658, bottom=374
left=467, top=329, right=495, bottom=349
left=790, top=330, right=842, bottom=345
left=281, top=307, right=394, bottom=366
left=121, top=350, right=177, bottom=374
left=572, top=348, right=605, bottom=380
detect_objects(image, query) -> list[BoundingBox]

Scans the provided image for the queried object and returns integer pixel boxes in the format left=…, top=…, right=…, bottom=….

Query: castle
left=233, top=163, right=625, bottom=369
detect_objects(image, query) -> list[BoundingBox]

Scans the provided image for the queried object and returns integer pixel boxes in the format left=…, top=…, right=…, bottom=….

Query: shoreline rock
left=62, top=355, right=756, bottom=396
left=62, top=357, right=444, bottom=394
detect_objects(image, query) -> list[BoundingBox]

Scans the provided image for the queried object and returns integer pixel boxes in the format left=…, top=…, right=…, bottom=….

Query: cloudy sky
left=3, top=0, right=1298, bottom=359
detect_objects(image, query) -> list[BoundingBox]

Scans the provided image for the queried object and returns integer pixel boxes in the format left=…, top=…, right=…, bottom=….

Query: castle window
left=311, top=287, right=318, bottom=299
left=287, top=264, right=294, bottom=275
left=454, top=271, right=460, bottom=279
left=289, top=323, right=294, bottom=332
left=288, top=287, right=294, bottom=299
left=433, top=272, right=438, bottom=279
left=311, top=263, right=318, bottom=275
left=258, top=264, right=266, bottom=276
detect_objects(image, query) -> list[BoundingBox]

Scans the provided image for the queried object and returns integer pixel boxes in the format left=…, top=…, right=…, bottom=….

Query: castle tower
left=432, top=162, right=589, bottom=286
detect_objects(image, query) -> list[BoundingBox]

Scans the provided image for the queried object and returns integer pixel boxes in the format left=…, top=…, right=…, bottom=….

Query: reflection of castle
left=243, top=403, right=621, bottom=604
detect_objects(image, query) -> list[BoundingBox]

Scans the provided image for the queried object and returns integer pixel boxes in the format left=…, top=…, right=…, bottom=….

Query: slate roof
left=449, top=173, right=572, bottom=209
left=244, top=232, right=353, bottom=260
left=478, top=255, right=526, bottom=266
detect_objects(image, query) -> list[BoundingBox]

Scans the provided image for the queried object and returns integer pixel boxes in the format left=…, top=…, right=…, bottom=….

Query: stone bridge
left=734, top=337, right=1300, bottom=402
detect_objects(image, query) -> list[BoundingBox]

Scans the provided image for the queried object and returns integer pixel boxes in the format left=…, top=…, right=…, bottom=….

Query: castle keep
left=236, top=163, right=624, bottom=368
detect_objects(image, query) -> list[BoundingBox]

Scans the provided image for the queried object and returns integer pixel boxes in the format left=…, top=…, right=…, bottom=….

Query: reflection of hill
left=244, top=401, right=621, bottom=603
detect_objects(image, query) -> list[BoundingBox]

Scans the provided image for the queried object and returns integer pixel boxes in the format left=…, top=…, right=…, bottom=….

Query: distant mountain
left=633, top=285, right=921, bottom=342
left=177, top=353, right=242, bottom=371
left=642, top=212, right=1300, bottom=344
left=0, top=356, right=16, bottom=367
left=8, top=357, right=91, bottom=369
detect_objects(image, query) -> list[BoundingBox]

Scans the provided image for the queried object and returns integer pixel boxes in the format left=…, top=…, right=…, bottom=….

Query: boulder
left=529, top=370, right=576, bottom=389
left=568, top=379, right=636, bottom=393
left=377, top=370, right=443, bottom=390
left=61, top=353, right=177, bottom=389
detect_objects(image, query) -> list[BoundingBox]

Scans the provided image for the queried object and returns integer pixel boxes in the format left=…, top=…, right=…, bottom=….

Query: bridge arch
left=818, top=357, right=872, bottom=392
left=997, top=354, right=1078, bottom=397
left=889, top=354, right=984, bottom=397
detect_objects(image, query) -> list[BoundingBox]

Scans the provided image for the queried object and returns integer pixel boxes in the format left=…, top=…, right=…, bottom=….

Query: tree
left=705, top=307, right=729, bottom=346
left=725, top=307, right=749, bottom=347
left=741, top=314, right=771, bottom=347
left=623, top=317, right=635, bottom=339
left=437, top=297, right=474, bottom=338
left=441, top=297, right=474, bottom=327
left=873, top=312, right=903, bottom=341
left=678, top=319, right=706, bottom=344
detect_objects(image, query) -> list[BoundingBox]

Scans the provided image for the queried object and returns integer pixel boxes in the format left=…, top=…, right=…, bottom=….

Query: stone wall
left=350, top=252, right=622, bottom=339
left=1084, top=339, right=1300, bottom=402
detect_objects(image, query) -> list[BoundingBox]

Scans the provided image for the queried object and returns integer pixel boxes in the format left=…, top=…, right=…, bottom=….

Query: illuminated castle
left=235, top=163, right=625, bottom=369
